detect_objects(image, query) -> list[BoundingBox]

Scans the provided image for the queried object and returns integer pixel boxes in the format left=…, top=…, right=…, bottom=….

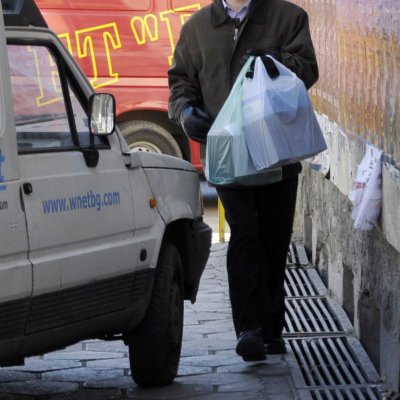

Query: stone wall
left=289, top=0, right=400, bottom=392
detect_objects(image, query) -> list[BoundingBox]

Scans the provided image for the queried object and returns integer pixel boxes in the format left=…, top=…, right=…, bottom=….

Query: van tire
left=119, top=120, right=182, bottom=158
left=128, top=242, right=183, bottom=387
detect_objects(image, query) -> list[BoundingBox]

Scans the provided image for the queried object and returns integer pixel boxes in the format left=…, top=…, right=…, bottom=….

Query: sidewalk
left=0, top=243, right=386, bottom=400
left=0, top=243, right=302, bottom=400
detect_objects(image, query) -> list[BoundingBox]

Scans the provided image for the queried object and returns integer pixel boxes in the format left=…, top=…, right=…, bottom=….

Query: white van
left=0, top=0, right=211, bottom=387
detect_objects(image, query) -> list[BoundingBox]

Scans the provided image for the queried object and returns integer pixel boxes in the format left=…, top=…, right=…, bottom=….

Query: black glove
left=179, top=105, right=213, bottom=145
left=242, top=48, right=281, bottom=79
left=245, top=48, right=282, bottom=63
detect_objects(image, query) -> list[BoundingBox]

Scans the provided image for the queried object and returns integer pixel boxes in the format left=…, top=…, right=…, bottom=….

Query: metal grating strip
left=298, top=269, right=319, bottom=296
left=285, top=267, right=319, bottom=297
left=306, top=387, right=381, bottom=400
left=290, top=339, right=321, bottom=387
left=284, top=298, right=343, bottom=335
left=285, top=268, right=302, bottom=297
left=288, top=337, right=373, bottom=387
left=285, top=299, right=314, bottom=334
left=284, top=250, right=385, bottom=399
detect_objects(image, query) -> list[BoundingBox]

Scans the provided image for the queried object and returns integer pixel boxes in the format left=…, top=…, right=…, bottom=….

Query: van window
left=9, top=45, right=74, bottom=150
left=8, top=44, right=102, bottom=151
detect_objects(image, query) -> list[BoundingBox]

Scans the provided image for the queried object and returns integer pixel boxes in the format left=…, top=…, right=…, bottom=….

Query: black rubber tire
left=128, top=242, right=184, bottom=387
left=119, top=120, right=182, bottom=158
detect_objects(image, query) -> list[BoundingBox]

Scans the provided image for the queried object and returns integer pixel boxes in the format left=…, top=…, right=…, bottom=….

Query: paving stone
left=84, top=375, right=134, bottom=389
left=181, top=344, right=210, bottom=357
left=126, top=382, right=214, bottom=399
left=268, top=393, right=297, bottom=400
left=206, top=332, right=236, bottom=341
left=179, top=354, right=241, bottom=368
left=256, top=361, right=293, bottom=376
left=184, top=322, right=235, bottom=335
left=49, top=388, right=123, bottom=400
left=181, top=339, right=236, bottom=355
left=44, top=351, right=122, bottom=361
left=183, top=393, right=256, bottom=400
left=0, top=381, right=78, bottom=396
left=181, top=315, right=202, bottom=325
left=7, top=359, right=82, bottom=373
left=182, top=332, right=204, bottom=341
left=190, top=312, right=233, bottom=322
left=177, top=365, right=212, bottom=376
left=217, top=376, right=265, bottom=393
left=263, top=375, right=296, bottom=394
left=176, top=372, right=256, bottom=386
left=42, top=367, right=124, bottom=383
left=0, top=370, right=37, bottom=383
left=216, top=362, right=275, bottom=374
left=84, top=340, right=127, bottom=353
left=85, top=358, right=130, bottom=369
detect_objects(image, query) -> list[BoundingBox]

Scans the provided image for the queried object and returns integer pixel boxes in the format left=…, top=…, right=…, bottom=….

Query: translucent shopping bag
left=205, top=57, right=282, bottom=186
left=242, top=56, right=327, bottom=170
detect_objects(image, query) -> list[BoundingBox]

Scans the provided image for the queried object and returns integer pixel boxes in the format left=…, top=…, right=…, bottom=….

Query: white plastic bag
left=349, top=144, right=383, bottom=231
left=205, top=57, right=282, bottom=186
left=242, top=56, right=327, bottom=170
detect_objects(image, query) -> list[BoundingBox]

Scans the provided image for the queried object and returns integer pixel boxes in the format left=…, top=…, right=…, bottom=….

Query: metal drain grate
left=284, top=298, right=345, bottom=336
left=289, top=337, right=381, bottom=388
left=284, top=244, right=385, bottom=399
left=305, top=386, right=382, bottom=400
left=285, top=267, right=320, bottom=297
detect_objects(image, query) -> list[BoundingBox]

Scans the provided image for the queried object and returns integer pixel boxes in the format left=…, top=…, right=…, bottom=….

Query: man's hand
left=242, top=48, right=281, bottom=79
left=245, top=48, right=282, bottom=62
left=180, top=105, right=213, bottom=144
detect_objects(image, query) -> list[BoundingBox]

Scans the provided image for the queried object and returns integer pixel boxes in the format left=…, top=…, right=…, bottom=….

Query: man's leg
left=216, top=187, right=264, bottom=337
left=256, top=176, right=299, bottom=344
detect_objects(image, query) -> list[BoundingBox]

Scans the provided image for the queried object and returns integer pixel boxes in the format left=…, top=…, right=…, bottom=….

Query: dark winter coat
left=168, top=0, right=319, bottom=179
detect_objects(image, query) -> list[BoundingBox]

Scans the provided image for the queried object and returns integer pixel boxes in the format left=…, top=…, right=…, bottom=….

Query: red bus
left=36, top=0, right=211, bottom=172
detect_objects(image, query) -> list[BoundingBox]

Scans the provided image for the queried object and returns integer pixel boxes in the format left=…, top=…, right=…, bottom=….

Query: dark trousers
left=216, top=176, right=298, bottom=341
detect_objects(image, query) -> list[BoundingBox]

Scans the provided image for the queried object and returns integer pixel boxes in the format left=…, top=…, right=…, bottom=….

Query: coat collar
left=211, top=0, right=271, bottom=26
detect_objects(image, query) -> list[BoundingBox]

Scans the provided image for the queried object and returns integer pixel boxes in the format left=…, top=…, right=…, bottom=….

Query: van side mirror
left=88, top=93, right=116, bottom=135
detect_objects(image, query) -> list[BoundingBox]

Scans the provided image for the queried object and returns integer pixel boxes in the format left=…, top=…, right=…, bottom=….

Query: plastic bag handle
left=247, top=56, right=280, bottom=80
left=214, top=56, right=255, bottom=119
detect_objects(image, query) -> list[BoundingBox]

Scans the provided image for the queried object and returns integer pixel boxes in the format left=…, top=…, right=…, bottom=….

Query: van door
left=7, top=40, right=138, bottom=333
left=0, top=14, right=31, bottom=357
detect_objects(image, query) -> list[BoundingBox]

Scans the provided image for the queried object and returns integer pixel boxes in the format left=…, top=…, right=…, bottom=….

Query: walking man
left=168, top=0, right=318, bottom=361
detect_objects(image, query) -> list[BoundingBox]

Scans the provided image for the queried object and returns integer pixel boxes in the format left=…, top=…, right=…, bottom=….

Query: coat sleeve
left=168, top=27, right=202, bottom=124
left=281, top=10, right=319, bottom=89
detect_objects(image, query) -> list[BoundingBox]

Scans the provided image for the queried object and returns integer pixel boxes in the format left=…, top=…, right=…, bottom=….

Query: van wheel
left=128, top=242, right=183, bottom=387
left=119, top=120, right=182, bottom=158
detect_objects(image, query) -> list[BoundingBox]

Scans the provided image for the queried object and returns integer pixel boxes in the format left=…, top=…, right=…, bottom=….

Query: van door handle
left=23, top=182, right=33, bottom=195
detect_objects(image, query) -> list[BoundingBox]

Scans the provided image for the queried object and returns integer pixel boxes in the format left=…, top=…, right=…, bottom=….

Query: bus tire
left=119, top=120, right=182, bottom=158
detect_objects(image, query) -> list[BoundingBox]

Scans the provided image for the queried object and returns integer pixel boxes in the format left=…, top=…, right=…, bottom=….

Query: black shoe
left=264, top=337, right=287, bottom=355
left=236, top=329, right=267, bottom=362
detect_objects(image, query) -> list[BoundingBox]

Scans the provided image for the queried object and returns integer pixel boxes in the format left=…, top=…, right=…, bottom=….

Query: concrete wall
left=291, top=0, right=400, bottom=392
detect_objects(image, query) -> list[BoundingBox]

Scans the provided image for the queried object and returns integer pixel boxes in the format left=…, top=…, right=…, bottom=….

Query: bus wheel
left=119, top=120, right=182, bottom=158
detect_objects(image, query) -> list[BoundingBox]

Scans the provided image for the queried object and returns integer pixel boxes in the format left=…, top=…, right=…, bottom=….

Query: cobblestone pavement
left=0, top=243, right=304, bottom=400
